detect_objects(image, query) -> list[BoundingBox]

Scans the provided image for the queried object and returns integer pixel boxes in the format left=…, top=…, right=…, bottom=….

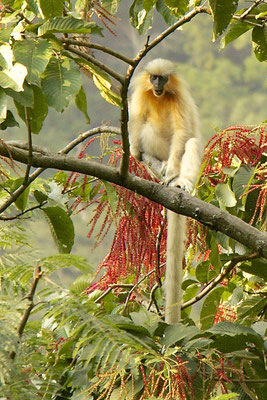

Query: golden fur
left=129, top=59, right=202, bottom=324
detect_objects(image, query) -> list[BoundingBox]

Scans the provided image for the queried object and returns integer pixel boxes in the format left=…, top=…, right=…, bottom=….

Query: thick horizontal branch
left=0, top=142, right=266, bottom=258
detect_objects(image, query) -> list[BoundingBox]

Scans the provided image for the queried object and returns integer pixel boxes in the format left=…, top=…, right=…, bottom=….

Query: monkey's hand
left=168, top=176, right=194, bottom=193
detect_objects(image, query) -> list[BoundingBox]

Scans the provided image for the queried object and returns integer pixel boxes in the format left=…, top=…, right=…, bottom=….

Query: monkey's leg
left=170, top=137, right=201, bottom=191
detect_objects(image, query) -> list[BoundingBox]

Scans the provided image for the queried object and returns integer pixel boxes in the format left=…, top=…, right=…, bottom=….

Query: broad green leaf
left=13, top=39, right=53, bottom=85
left=34, top=189, right=48, bottom=204
left=6, top=82, right=34, bottom=107
left=209, top=394, right=239, bottom=400
left=77, top=58, right=121, bottom=106
left=209, top=0, right=238, bottom=40
left=207, top=321, right=262, bottom=340
left=195, top=260, right=210, bottom=283
left=0, top=88, right=7, bottom=123
left=11, top=177, right=30, bottom=211
left=252, top=25, right=267, bottom=62
left=39, top=0, right=64, bottom=18
left=0, top=63, right=27, bottom=92
left=101, top=0, right=121, bottom=14
left=220, top=19, right=252, bottom=49
left=15, top=85, right=48, bottom=134
left=238, top=297, right=267, bottom=323
left=232, top=165, right=254, bottom=202
left=38, top=16, right=103, bottom=36
left=75, top=85, right=90, bottom=124
left=200, top=287, right=224, bottom=329
left=156, top=0, right=178, bottom=25
left=163, top=0, right=189, bottom=17
left=143, top=0, right=156, bottom=12
left=103, top=181, right=118, bottom=214
left=41, top=206, right=74, bottom=253
left=163, top=323, right=200, bottom=346
left=41, top=57, right=82, bottom=112
left=26, top=0, right=40, bottom=16
left=239, top=259, right=267, bottom=281
left=0, top=110, right=19, bottom=130
left=0, top=44, right=13, bottom=69
left=129, top=0, right=154, bottom=35
left=215, top=182, right=236, bottom=208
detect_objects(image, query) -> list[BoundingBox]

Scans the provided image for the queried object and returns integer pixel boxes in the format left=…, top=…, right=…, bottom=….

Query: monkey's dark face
left=150, top=74, right=168, bottom=97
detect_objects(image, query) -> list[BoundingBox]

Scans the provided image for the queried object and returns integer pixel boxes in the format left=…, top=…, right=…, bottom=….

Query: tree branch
left=65, top=45, right=125, bottom=84
left=0, top=142, right=266, bottom=258
left=60, top=38, right=134, bottom=65
left=10, top=265, right=42, bottom=359
left=181, top=252, right=259, bottom=310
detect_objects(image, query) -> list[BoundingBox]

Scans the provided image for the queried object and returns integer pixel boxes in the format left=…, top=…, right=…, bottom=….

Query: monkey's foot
left=168, top=176, right=193, bottom=192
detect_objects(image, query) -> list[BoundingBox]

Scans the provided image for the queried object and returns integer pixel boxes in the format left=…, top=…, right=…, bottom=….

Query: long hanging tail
left=164, top=210, right=186, bottom=324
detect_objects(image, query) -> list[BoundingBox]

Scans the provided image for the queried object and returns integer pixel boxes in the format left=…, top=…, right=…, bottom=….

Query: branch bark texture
left=1, top=142, right=266, bottom=258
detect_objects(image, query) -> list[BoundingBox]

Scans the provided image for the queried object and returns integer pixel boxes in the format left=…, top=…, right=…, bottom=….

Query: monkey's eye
left=150, top=74, right=157, bottom=82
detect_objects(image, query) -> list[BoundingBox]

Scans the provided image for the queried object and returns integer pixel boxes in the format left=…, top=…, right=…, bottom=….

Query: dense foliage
left=0, top=1, right=266, bottom=399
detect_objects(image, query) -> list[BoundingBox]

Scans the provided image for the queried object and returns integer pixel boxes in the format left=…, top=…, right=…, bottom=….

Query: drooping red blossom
left=64, top=126, right=266, bottom=293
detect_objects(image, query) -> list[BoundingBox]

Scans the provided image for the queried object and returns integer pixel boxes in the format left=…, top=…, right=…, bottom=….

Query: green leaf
left=0, top=44, right=13, bottom=70
left=239, top=259, right=267, bottom=281
left=0, top=110, right=19, bottom=130
left=77, top=58, right=121, bottom=106
left=129, top=0, right=154, bottom=34
left=163, top=0, right=189, bottom=17
left=215, top=182, right=237, bottom=208
left=163, top=323, right=200, bottom=346
left=13, top=39, right=53, bottom=85
left=143, top=0, right=156, bottom=12
left=39, top=0, right=64, bottom=19
left=156, top=0, right=178, bottom=25
left=103, top=181, right=118, bottom=214
left=200, top=287, right=224, bottom=329
left=11, top=177, right=30, bottom=211
left=220, top=19, right=252, bottom=49
left=38, top=16, right=103, bottom=36
left=207, top=321, right=262, bottom=341
left=6, top=82, right=34, bottom=107
left=209, top=394, right=240, bottom=400
left=25, top=0, right=40, bottom=16
left=0, top=88, right=7, bottom=123
left=15, top=85, right=48, bottom=134
left=75, top=85, right=90, bottom=124
left=232, top=165, right=255, bottom=202
left=0, top=63, right=27, bottom=92
left=252, top=25, right=267, bottom=62
left=34, top=189, right=48, bottom=204
left=41, top=57, right=82, bottom=112
left=41, top=206, right=75, bottom=253
left=195, top=260, right=210, bottom=283
left=101, top=0, right=121, bottom=14
left=209, top=0, right=238, bottom=40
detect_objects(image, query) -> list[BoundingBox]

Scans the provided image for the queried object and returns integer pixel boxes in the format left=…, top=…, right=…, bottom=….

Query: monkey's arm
left=128, top=111, right=144, bottom=161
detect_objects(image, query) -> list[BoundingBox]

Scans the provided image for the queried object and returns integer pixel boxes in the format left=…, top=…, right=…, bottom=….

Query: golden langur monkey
left=128, top=59, right=202, bottom=324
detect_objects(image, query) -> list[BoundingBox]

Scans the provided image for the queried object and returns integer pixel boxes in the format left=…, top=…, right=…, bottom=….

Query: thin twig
left=94, top=284, right=133, bottom=303
left=64, top=45, right=125, bottom=84
left=239, top=0, right=263, bottom=19
left=10, top=265, right=43, bottom=360
left=182, top=252, right=259, bottom=310
left=60, top=38, right=134, bottom=65
left=0, top=201, right=47, bottom=220
left=148, top=283, right=162, bottom=315
left=23, top=107, right=33, bottom=185
left=124, top=265, right=165, bottom=311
